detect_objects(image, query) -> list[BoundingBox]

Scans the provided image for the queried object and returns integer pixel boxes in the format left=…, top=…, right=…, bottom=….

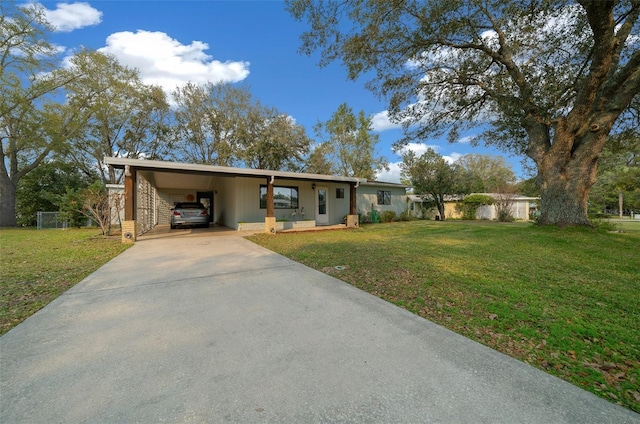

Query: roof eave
left=103, top=157, right=367, bottom=183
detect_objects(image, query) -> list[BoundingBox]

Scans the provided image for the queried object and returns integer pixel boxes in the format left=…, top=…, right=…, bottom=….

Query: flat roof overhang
left=104, top=157, right=367, bottom=190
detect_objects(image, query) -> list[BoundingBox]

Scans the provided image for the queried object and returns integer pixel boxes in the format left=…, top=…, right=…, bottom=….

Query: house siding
left=357, top=184, right=407, bottom=219
left=217, top=177, right=237, bottom=228
left=233, top=179, right=351, bottom=226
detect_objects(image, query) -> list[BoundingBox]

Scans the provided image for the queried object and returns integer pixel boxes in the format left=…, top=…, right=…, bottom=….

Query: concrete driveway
left=1, top=232, right=638, bottom=423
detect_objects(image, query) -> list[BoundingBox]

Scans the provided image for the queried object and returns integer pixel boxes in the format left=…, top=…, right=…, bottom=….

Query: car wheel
left=170, top=224, right=176, bottom=229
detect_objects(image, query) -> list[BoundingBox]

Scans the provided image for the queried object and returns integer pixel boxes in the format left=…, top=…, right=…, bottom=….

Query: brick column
left=121, top=220, right=136, bottom=244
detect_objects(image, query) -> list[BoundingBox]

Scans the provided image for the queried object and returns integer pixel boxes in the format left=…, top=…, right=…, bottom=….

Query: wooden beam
left=266, top=176, right=274, bottom=218
left=124, top=165, right=137, bottom=221
left=349, top=182, right=357, bottom=215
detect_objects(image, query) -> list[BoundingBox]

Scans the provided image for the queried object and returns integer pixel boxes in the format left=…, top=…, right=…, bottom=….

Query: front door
left=316, top=187, right=329, bottom=225
left=197, top=191, right=214, bottom=223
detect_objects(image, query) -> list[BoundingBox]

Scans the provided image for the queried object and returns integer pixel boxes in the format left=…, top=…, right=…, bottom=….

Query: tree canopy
left=313, top=103, right=387, bottom=179
left=589, top=127, right=640, bottom=214
left=401, top=148, right=467, bottom=220
left=63, top=50, right=171, bottom=184
left=455, top=154, right=516, bottom=193
left=240, top=105, right=311, bottom=172
left=287, top=0, right=640, bottom=226
left=0, top=2, right=83, bottom=226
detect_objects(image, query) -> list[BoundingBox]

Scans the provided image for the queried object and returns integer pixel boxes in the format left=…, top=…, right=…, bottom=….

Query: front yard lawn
left=0, top=228, right=130, bottom=335
left=248, top=220, right=640, bottom=412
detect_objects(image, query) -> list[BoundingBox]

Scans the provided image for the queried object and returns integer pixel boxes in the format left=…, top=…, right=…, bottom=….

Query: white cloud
left=375, top=149, right=464, bottom=183
left=375, top=162, right=403, bottom=184
left=396, top=142, right=439, bottom=157
left=457, top=135, right=473, bottom=144
left=41, top=2, right=102, bottom=32
left=443, top=152, right=463, bottom=164
left=370, top=110, right=402, bottom=132
left=98, top=30, right=250, bottom=93
left=393, top=142, right=463, bottom=165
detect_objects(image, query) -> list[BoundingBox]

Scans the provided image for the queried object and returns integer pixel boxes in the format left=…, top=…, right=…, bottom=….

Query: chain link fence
left=36, top=212, right=68, bottom=230
left=36, top=212, right=93, bottom=230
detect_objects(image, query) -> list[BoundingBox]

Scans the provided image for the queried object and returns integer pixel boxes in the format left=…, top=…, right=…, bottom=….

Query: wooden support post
left=349, top=182, right=357, bottom=215
left=266, top=177, right=274, bottom=218
left=124, top=165, right=137, bottom=221
left=265, top=176, right=276, bottom=233
left=122, top=165, right=137, bottom=243
left=346, top=182, right=359, bottom=228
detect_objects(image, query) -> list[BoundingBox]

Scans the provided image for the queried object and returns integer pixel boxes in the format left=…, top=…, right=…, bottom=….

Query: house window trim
left=260, top=185, right=299, bottom=209
left=336, top=188, right=345, bottom=199
left=377, top=190, right=391, bottom=205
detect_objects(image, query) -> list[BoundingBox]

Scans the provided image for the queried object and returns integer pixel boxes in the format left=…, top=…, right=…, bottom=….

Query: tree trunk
left=525, top=98, right=616, bottom=227
left=618, top=191, right=623, bottom=219
left=538, top=175, right=591, bottom=226
left=0, top=173, right=17, bottom=227
left=436, top=200, right=445, bottom=221
left=536, top=130, right=602, bottom=227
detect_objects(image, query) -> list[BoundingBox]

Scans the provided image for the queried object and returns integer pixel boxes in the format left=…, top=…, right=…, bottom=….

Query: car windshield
left=175, top=202, right=205, bottom=209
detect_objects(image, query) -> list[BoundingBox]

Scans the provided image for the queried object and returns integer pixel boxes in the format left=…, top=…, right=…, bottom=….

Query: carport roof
left=104, top=157, right=368, bottom=188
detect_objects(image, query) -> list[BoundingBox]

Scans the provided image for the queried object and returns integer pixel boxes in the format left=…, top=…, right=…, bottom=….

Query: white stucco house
left=104, top=158, right=408, bottom=242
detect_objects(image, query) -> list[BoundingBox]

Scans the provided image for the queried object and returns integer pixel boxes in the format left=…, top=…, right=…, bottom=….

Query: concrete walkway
left=1, top=232, right=638, bottom=423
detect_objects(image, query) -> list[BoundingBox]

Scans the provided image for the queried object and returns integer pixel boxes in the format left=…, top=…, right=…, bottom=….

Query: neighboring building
left=407, top=194, right=435, bottom=219
left=406, top=193, right=539, bottom=221
left=474, top=195, right=538, bottom=221
left=104, top=158, right=408, bottom=242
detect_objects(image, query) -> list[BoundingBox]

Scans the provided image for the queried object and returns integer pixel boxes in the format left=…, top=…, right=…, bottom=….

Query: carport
left=104, top=158, right=366, bottom=243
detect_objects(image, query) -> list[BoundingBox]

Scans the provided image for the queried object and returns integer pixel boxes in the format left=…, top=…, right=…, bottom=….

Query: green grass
left=1, top=222, right=638, bottom=411
left=248, top=220, right=640, bottom=412
left=614, top=220, right=640, bottom=234
left=0, top=228, right=130, bottom=335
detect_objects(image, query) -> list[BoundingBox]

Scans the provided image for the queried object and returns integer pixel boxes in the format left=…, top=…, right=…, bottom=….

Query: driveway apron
left=1, top=233, right=638, bottom=423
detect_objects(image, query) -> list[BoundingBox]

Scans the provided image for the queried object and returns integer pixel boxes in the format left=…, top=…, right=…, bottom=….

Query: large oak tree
left=0, top=3, right=82, bottom=226
left=287, top=0, right=640, bottom=226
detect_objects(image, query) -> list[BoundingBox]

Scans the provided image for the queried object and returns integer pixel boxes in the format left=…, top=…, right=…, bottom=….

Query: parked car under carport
left=170, top=202, right=209, bottom=229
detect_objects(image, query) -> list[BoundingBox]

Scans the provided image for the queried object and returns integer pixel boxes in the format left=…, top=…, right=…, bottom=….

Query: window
left=377, top=190, right=391, bottom=205
left=260, top=185, right=299, bottom=209
left=336, top=188, right=344, bottom=199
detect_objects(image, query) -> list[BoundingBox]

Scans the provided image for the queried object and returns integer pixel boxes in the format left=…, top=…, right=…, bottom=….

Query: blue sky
left=38, top=0, right=527, bottom=182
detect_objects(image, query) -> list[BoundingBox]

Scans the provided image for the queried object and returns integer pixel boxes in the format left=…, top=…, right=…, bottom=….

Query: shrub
left=381, top=210, right=396, bottom=223
left=530, top=209, right=541, bottom=223
left=460, top=194, right=494, bottom=220
left=498, top=209, right=515, bottom=222
left=591, top=219, right=618, bottom=233
left=58, top=188, right=87, bottom=228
